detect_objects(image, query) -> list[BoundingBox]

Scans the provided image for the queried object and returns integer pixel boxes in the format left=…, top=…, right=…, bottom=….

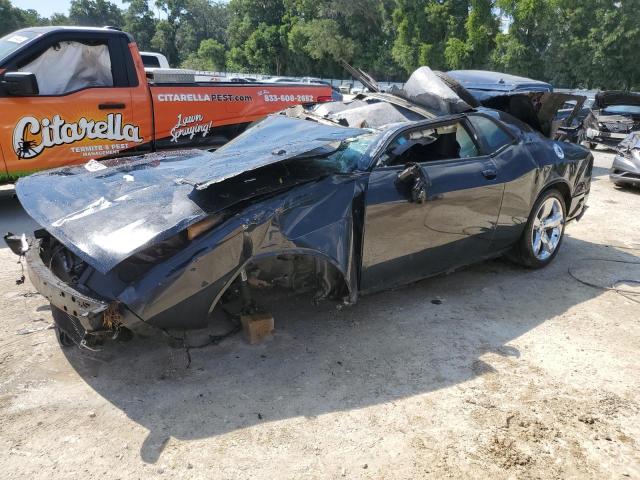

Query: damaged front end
left=24, top=235, right=125, bottom=347
left=12, top=116, right=376, bottom=346
left=611, top=132, right=640, bottom=187
left=584, top=91, right=640, bottom=148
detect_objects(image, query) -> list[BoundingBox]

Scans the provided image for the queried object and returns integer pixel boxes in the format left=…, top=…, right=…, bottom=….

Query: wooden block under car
left=240, top=313, right=274, bottom=344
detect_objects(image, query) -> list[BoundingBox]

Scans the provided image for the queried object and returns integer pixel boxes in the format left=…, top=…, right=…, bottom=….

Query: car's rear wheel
left=511, top=189, right=566, bottom=268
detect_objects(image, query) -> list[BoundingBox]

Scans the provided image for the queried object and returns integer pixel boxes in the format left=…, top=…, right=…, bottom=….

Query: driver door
left=360, top=118, right=505, bottom=293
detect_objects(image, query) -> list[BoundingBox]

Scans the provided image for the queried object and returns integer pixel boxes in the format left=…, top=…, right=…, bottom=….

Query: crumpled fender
left=117, top=174, right=366, bottom=329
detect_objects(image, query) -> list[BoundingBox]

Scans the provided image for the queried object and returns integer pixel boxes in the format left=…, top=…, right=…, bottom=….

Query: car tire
left=511, top=189, right=567, bottom=269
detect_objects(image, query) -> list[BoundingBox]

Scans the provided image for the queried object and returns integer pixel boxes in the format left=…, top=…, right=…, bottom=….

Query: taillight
left=316, top=95, right=333, bottom=103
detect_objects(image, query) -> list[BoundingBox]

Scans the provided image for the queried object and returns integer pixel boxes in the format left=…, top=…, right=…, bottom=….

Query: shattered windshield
left=187, top=115, right=369, bottom=190
left=304, top=134, right=378, bottom=172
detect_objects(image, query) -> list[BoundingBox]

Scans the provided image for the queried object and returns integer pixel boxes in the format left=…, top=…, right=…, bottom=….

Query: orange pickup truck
left=0, top=26, right=332, bottom=182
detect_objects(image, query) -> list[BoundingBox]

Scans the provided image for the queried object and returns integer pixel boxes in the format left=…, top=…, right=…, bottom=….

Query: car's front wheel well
left=241, top=253, right=350, bottom=301
left=540, top=182, right=570, bottom=211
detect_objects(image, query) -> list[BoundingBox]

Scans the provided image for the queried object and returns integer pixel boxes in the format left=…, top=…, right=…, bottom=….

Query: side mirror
left=397, top=163, right=429, bottom=204
left=2, top=72, right=39, bottom=96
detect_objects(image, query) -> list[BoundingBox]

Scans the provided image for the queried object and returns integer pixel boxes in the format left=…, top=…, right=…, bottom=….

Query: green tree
left=463, top=0, right=498, bottom=68
left=123, top=0, right=156, bottom=50
left=226, top=0, right=287, bottom=73
left=150, top=1, right=187, bottom=65
left=182, top=38, right=226, bottom=70
left=392, top=0, right=470, bottom=74
left=0, top=0, right=47, bottom=36
left=49, top=13, right=71, bottom=26
left=151, top=19, right=178, bottom=65
left=288, top=19, right=355, bottom=68
left=175, top=0, right=230, bottom=58
left=69, top=0, right=124, bottom=27
left=492, top=0, right=552, bottom=79
left=584, top=0, right=640, bottom=89
left=243, top=23, right=286, bottom=74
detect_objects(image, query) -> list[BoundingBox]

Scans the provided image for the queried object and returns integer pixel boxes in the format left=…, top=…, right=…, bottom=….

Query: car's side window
left=384, top=120, right=480, bottom=166
left=17, top=39, right=114, bottom=95
left=467, top=115, right=515, bottom=154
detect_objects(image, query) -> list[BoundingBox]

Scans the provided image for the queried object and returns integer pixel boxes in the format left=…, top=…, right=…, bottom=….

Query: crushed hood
left=16, top=116, right=366, bottom=274
left=593, top=91, right=640, bottom=109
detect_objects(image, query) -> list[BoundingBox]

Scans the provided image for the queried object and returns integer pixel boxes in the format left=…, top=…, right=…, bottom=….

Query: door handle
left=482, top=168, right=497, bottom=180
left=98, top=102, right=126, bottom=110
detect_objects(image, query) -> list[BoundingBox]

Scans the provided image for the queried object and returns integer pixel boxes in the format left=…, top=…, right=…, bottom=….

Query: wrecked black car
left=611, top=132, right=640, bottom=188
left=8, top=67, right=593, bottom=348
left=582, top=91, right=640, bottom=149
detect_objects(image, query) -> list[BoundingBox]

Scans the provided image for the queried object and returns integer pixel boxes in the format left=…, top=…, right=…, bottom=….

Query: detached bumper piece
left=610, top=154, right=640, bottom=187
left=610, top=170, right=640, bottom=187
left=25, top=241, right=110, bottom=346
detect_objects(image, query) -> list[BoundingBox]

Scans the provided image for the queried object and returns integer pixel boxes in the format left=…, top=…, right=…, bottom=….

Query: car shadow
left=0, top=192, right=40, bottom=249
left=60, top=235, right=637, bottom=463
left=613, top=183, right=640, bottom=194
left=591, top=165, right=610, bottom=180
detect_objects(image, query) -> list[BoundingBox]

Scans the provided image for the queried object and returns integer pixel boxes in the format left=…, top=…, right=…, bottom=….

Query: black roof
left=11, top=26, right=134, bottom=42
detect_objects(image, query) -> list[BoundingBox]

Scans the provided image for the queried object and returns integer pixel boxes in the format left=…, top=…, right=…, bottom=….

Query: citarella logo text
left=13, top=113, right=143, bottom=159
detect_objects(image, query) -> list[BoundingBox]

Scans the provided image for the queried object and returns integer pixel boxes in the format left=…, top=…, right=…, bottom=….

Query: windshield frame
left=0, top=30, right=41, bottom=66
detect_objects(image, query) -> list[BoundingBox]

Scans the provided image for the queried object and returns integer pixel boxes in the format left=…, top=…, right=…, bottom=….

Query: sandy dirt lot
left=0, top=150, right=638, bottom=479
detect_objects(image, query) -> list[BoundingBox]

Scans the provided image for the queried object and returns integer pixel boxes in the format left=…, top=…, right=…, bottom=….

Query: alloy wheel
left=531, top=197, right=564, bottom=261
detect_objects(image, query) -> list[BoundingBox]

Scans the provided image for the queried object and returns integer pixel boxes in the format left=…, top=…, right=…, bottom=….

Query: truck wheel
left=511, top=189, right=566, bottom=269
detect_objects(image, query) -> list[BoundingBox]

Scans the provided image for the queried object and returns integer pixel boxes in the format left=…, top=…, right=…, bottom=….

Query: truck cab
left=0, top=27, right=331, bottom=182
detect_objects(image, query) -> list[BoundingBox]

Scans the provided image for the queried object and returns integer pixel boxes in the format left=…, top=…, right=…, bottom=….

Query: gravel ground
left=0, top=150, right=638, bottom=479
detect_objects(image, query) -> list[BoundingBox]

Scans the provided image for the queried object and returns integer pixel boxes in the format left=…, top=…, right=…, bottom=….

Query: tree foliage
left=69, top=0, right=124, bottom=27
left=0, top=0, right=47, bottom=35
left=1, top=0, right=639, bottom=88
left=123, top=0, right=156, bottom=51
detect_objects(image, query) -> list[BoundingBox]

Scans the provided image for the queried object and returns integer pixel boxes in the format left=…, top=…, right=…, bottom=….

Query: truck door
left=0, top=31, right=147, bottom=179
left=0, top=147, right=7, bottom=183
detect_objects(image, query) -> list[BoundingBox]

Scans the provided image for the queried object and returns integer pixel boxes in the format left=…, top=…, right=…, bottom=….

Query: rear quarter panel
left=522, top=135, right=592, bottom=216
left=492, top=132, right=591, bottom=249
